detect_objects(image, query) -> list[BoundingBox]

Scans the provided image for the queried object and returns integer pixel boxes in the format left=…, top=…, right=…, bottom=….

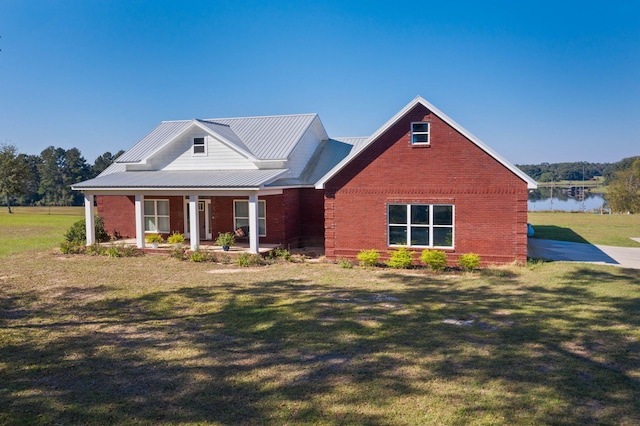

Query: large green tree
left=606, top=159, right=640, bottom=213
left=0, top=144, right=33, bottom=213
left=38, top=146, right=91, bottom=206
left=92, top=150, right=125, bottom=177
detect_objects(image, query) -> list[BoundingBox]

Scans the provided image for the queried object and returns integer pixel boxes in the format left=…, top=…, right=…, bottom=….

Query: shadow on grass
left=1, top=270, right=640, bottom=425
left=531, top=225, right=591, bottom=244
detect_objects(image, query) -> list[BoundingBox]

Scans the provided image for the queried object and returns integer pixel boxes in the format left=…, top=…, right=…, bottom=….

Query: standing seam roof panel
left=116, top=121, right=192, bottom=163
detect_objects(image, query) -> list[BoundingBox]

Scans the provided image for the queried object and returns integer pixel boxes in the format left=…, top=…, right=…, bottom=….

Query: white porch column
left=189, top=195, right=200, bottom=251
left=135, top=194, right=145, bottom=248
left=84, top=193, right=95, bottom=246
left=248, top=193, right=259, bottom=254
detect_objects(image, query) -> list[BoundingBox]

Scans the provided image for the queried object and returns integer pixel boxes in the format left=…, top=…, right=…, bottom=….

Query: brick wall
left=97, top=195, right=135, bottom=238
left=324, top=103, right=530, bottom=265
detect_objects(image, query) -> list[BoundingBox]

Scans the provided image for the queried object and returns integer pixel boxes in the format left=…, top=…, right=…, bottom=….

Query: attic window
left=411, top=122, right=430, bottom=145
left=193, top=137, right=206, bottom=155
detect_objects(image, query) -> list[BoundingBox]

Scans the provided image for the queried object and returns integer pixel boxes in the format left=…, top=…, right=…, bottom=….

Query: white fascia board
left=316, top=96, right=537, bottom=190
left=71, top=188, right=284, bottom=197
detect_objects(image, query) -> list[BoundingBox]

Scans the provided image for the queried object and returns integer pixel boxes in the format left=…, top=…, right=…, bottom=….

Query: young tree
left=0, top=144, right=33, bottom=213
left=606, top=159, right=640, bottom=213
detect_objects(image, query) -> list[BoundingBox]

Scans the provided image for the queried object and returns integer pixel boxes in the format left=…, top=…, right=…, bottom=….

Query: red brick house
left=73, top=96, right=536, bottom=264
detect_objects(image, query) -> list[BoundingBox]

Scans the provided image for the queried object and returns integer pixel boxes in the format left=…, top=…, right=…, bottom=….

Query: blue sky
left=1, top=0, right=638, bottom=165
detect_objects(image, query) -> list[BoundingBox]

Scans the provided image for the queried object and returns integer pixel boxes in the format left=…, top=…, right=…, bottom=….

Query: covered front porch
left=80, top=188, right=283, bottom=254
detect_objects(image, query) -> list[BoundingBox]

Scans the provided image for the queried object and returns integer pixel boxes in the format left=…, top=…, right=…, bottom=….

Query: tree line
left=0, top=143, right=123, bottom=211
left=516, top=157, right=640, bottom=183
left=517, top=156, right=640, bottom=213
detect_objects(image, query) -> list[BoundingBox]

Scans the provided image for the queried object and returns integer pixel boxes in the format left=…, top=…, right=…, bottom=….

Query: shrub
left=145, top=233, right=163, bottom=244
left=167, top=232, right=185, bottom=245
left=236, top=253, right=264, bottom=267
left=338, top=258, right=353, bottom=269
left=105, top=246, right=121, bottom=258
left=60, top=241, right=85, bottom=254
left=459, top=253, right=481, bottom=272
left=189, top=250, right=207, bottom=262
left=64, top=216, right=109, bottom=244
left=215, top=232, right=235, bottom=247
left=420, top=249, right=448, bottom=271
left=170, top=247, right=188, bottom=260
left=267, top=247, right=292, bottom=262
left=356, top=249, right=380, bottom=267
left=85, top=243, right=105, bottom=256
left=386, top=247, right=414, bottom=269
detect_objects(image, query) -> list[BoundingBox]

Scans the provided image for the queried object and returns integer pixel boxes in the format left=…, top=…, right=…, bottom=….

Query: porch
left=115, top=239, right=281, bottom=255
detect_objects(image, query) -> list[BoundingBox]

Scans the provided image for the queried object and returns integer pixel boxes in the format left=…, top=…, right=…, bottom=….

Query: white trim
left=84, top=193, right=95, bottom=246
left=388, top=203, right=455, bottom=249
left=315, top=96, right=538, bottom=190
left=233, top=199, right=266, bottom=237
left=143, top=199, right=170, bottom=233
left=410, top=121, right=430, bottom=145
left=135, top=194, right=145, bottom=248
left=192, top=135, right=207, bottom=156
left=184, top=198, right=212, bottom=240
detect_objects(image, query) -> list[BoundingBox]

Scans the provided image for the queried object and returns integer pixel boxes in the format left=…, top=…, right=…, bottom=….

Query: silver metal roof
left=73, top=169, right=288, bottom=189
left=115, top=114, right=318, bottom=165
left=117, top=121, right=192, bottom=163
left=211, top=114, right=317, bottom=160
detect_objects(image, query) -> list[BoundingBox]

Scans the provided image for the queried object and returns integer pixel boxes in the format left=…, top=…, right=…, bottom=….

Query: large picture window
left=388, top=204, right=453, bottom=248
left=234, top=200, right=266, bottom=236
left=144, top=199, right=170, bottom=233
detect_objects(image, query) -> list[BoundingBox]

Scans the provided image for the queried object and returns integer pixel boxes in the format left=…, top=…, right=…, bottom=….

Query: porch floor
left=116, top=239, right=281, bottom=254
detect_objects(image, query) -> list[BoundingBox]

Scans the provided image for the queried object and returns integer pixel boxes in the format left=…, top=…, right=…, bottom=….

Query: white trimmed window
left=411, top=122, right=430, bottom=145
left=388, top=204, right=453, bottom=247
left=234, top=200, right=266, bottom=236
left=144, top=199, right=170, bottom=233
left=193, top=137, right=206, bottom=155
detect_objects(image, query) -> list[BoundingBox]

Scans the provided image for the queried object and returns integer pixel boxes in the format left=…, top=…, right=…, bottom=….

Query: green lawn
left=1, top=209, right=640, bottom=424
left=528, top=211, right=640, bottom=247
left=0, top=207, right=83, bottom=257
left=1, top=254, right=639, bottom=425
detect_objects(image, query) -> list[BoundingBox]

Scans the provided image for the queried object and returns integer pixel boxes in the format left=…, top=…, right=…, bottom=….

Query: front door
left=184, top=199, right=212, bottom=240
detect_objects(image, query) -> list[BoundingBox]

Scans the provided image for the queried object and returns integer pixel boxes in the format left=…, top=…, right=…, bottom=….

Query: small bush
left=420, top=249, right=448, bottom=271
left=236, top=253, right=264, bottom=267
left=85, top=243, right=105, bottom=256
left=189, top=250, right=207, bottom=262
left=60, top=241, right=85, bottom=254
left=459, top=253, right=481, bottom=272
left=386, top=247, right=414, bottom=269
left=170, top=247, right=188, bottom=260
left=145, top=233, right=163, bottom=244
left=167, top=232, right=185, bottom=245
left=356, top=249, right=380, bottom=267
left=105, top=246, right=121, bottom=258
left=64, top=216, right=109, bottom=244
left=338, top=258, right=353, bottom=269
left=266, top=247, right=292, bottom=262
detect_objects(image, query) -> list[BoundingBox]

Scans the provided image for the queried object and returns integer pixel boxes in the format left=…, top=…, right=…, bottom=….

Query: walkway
left=527, top=238, right=640, bottom=270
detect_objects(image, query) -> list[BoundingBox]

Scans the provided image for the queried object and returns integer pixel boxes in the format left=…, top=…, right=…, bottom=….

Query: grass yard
left=1, top=209, right=640, bottom=424
left=0, top=207, right=83, bottom=257
left=1, top=254, right=639, bottom=425
left=528, top=212, right=640, bottom=247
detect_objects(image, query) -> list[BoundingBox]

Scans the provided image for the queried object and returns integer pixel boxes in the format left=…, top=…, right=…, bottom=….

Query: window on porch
left=144, top=199, right=170, bottom=233
left=234, top=200, right=266, bottom=236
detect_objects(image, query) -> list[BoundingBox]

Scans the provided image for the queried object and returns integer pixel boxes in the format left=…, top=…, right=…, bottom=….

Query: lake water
left=528, top=189, right=607, bottom=212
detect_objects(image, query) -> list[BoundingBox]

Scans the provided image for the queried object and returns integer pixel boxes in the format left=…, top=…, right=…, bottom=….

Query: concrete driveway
left=527, top=238, right=640, bottom=269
